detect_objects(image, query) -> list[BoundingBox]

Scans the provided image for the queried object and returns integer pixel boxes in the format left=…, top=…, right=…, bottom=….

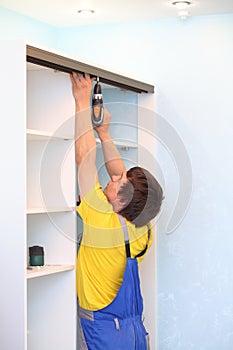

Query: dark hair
left=118, top=167, right=164, bottom=227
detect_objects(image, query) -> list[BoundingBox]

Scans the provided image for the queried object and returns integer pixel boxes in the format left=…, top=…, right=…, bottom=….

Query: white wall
left=58, top=14, right=233, bottom=349
left=0, top=40, right=27, bottom=350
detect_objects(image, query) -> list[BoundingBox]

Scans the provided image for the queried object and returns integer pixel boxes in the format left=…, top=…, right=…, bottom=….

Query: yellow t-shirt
left=76, top=183, right=153, bottom=311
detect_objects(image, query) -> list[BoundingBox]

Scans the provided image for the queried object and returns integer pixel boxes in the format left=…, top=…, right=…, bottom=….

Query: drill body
left=91, top=81, right=104, bottom=126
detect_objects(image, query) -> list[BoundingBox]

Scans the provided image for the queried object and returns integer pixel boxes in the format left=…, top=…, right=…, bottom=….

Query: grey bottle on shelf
left=29, top=245, right=44, bottom=266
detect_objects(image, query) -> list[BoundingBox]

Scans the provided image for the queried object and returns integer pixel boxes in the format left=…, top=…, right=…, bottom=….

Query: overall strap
left=118, top=215, right=131, bottom=258
left=118, top=215, right=151, bottom=259
left=134, top=224, right=151, bottom=259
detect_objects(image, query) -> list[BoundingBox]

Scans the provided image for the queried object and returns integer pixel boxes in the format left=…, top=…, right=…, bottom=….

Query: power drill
left=91, top=78, right=104, bottom=126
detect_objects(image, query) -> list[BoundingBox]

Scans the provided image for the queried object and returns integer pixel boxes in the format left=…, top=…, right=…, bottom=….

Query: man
left=70, top=72, right=163, bottom=350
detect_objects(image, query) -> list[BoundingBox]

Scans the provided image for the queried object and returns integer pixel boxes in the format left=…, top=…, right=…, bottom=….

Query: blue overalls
left=78, top=215, right=151, bottom=350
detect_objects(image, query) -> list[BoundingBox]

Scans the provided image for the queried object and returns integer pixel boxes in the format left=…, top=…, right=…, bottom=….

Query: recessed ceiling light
left=172, top=1, right=191, bottom=10
left=77, top=9, right=95, bottom=15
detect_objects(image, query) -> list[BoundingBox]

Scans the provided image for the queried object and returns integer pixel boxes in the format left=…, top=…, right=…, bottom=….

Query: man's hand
left=70, top=72, right=94, bottom=112
left=95, top=108, right=126, bottom=178
left=94, top=108, right=112, bottom=141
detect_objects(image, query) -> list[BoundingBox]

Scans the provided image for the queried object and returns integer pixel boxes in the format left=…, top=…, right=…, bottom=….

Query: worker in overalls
left=70, top=72, right=164, bottom=350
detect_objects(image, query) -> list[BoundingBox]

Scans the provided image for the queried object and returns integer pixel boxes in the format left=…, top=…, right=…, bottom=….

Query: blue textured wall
left=0, top=6, right=57, bottom=46
left=57, top=16, right=233, bottom=349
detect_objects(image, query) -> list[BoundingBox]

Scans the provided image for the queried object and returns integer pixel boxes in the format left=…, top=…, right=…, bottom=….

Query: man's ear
left=111, top=198, right=127, bottom=213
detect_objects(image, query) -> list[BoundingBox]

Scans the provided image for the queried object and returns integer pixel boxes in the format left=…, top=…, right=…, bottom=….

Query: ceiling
left=0, top=0, right=233, bottom=27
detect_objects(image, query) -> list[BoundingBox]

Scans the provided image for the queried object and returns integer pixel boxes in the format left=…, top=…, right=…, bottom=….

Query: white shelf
left=27, top=130, right=137, bottom=148
left=27, top=265, right=75, bottom=279
left=27, top=207, right=75, bottom=214
left=27, top=128, right=73, bottom=141
left=95, top=137, right=137, bottom=149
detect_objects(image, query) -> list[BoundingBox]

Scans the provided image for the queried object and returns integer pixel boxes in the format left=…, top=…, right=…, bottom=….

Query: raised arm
left=95, top=108, right=126, bottom=178
left=70, top=72, right=98, bottom=199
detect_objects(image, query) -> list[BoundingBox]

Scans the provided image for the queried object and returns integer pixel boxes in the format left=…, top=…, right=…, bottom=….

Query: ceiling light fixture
left=172, top=1, right=191, bottom=10
left=172, top=1, right=192, bottom=20
left=77, top=9, right=95, bottom=15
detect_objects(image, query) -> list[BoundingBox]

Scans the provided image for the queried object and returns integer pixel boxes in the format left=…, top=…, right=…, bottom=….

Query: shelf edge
left=27, top=265, right=75, bottom=279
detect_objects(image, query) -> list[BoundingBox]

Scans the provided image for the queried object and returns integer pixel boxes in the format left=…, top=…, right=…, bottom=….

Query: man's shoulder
left=78, top=183, right=115, bottom=221
left=82, top=183, right=111, bottom=209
